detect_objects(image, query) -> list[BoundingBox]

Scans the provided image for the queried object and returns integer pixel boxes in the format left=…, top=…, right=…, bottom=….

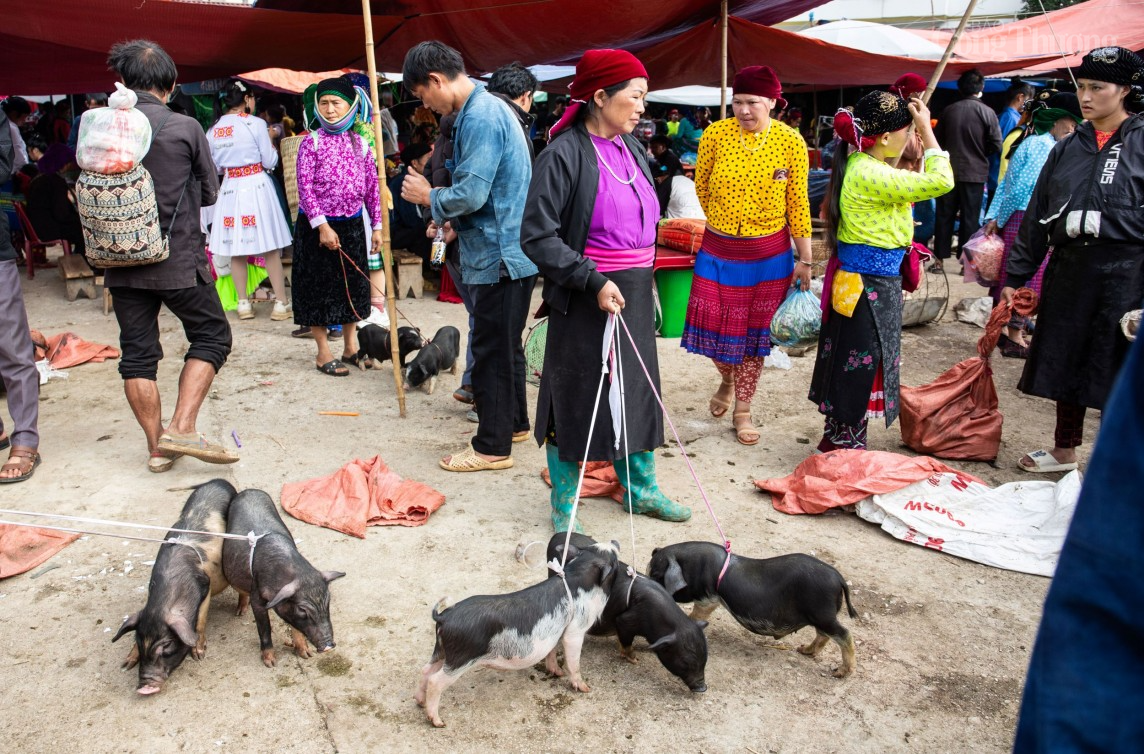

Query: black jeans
left=111, top=281, right=232, bottom=380
left=934, top=181, right=985, bottom=261
left=470, top=274, right=537, bottom=456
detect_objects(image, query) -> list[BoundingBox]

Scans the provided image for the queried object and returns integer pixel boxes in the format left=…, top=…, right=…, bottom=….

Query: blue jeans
left=1014, top=334, right=1144, bottom=752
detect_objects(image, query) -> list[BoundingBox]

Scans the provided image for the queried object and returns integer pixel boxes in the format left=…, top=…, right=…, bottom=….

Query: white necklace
left=591, top=135, right=638, bottom=185
left=739, top=121, right=771, bottom=153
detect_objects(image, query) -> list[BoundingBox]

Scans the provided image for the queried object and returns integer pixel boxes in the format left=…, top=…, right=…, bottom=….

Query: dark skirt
left=1019, top=243, right=1144, bottom=409
left=535, top=266, right=664, bottom=462
left=290, top=215, right=371, bottom=326
left=808, top=274, right=903, bottom=427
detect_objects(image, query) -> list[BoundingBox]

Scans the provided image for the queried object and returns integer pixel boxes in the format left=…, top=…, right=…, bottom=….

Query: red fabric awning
left=633, top=17, right=1062, bottom=90
left=908, top=0, right=1144, bottom=74
left=2, top=0, right=822, bottom=94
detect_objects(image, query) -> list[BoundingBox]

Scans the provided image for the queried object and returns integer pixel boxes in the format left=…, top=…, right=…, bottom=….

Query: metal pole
left=361, top=0, right=407, bottom=417
left=890, top=0, right=981, bottom=168
left=720, top=0, right=729, bottom=120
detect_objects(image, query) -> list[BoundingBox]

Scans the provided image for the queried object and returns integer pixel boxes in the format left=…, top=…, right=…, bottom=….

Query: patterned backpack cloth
left=75, top=84, right=182, bottom=268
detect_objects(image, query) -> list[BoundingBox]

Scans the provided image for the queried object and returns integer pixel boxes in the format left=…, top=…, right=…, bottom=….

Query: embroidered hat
left=890, top=73, right=927, bottom=99
left=833, top=90, right=912, bottom=150
left=550, top=49, right=648, bottom=138
left=733, top=66, right=787, bottom=111
left=1074, top=46, right=1144, bottom=86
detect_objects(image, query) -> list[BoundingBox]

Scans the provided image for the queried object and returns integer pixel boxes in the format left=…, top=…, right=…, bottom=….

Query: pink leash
left=614, top=312, right=733, bottom=588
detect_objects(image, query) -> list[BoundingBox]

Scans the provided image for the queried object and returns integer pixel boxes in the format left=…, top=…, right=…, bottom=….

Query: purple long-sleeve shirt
left=586, top=133, right=658, bottom=252
left=296, top=131, right=382, bottom=230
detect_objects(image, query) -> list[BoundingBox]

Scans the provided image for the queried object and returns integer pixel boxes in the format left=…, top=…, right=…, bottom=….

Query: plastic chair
left=14, top=201, right=71, bottom=280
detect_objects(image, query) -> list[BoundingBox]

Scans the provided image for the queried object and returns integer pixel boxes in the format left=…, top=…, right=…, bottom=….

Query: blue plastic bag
left=770, top=281, right=822, bottom=347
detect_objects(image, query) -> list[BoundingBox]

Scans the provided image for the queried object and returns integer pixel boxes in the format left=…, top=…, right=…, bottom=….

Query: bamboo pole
left=361, top=0, right=407, bottom=417
left=720, top=0, right=729, bottom=120
left=890, top=0, right=981, bottom=169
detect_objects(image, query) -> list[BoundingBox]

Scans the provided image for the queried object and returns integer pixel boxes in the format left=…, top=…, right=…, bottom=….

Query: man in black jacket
left=0, top=107, right=41, bottom=482
left=104, top=39, right=234, bottom=472
left=932, top=69, right=1002, bottom=270
left=488, top=62, right=539, bottom=158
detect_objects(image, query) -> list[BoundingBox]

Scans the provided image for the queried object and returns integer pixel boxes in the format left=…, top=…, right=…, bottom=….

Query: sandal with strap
left=0, top=446, right=41, bottom=484
left=732, top=410, right=761, bottom=446
left=148, top=450, right=182, bottom=474
left=439, top=446, right=514, bottom=472
left=316, top=359, right=349, bottom=376
left=709, top=378, right=734, bottom=418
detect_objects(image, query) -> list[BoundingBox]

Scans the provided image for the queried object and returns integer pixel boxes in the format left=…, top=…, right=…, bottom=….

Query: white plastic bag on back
left=855, top=470, right=1081, bottom=577
left=76, top=83, right=153, bottom=174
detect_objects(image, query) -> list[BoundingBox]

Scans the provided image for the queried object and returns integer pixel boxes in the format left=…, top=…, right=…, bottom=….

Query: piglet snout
left=136, top=684, right=163, bottom=696
left=320, top=642, right=335, bottom=653
left=690, top=683, right=707, bottom=693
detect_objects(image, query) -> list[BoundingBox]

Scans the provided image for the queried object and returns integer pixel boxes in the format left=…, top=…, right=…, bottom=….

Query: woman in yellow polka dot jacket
left=808, top=91, right=953, bottom=452
left=681, top=65, right=812, bottom=446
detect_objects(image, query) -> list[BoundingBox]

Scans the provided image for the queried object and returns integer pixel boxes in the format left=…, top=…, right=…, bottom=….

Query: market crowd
left=0, top=41, right=1141, bottom=527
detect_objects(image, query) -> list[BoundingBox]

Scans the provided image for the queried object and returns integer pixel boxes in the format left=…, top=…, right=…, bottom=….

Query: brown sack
left=900, top=289, right=1038, bottom=461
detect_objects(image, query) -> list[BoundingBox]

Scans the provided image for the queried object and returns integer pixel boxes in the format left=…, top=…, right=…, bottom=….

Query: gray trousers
left=0, top=259, right=40, bottom=448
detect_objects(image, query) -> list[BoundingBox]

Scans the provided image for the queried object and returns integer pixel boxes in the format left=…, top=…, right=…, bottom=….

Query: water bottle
left=430, top=227, right=446, bottom=269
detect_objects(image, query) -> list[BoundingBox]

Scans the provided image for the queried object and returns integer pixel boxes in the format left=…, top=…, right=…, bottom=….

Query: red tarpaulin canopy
left=2, top=0, right=820, bottom=93
left=909, top=0, right=1144, bottom=73
left=628, top=17, right=1061, bottom=89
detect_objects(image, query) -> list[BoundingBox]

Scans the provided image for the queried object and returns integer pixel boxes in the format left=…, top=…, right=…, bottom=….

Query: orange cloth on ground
left=280, top=455, right=445, bottom=538
left=755, top=449, right=980, bottom=515
left=540, top=462, right=625, bottom=502
left=30, top=330, right=120, bottom=368
left=0, top=524, right=80, bottom=578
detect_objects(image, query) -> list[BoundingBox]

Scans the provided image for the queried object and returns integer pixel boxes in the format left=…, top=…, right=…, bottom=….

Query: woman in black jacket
left=521, top=49, right=691, bottom=532
left=1002, top=46, right=1144, bottom=473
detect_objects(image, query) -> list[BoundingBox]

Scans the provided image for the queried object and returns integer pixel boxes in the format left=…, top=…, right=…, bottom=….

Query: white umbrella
left=799, top=20, right=948, bottom=59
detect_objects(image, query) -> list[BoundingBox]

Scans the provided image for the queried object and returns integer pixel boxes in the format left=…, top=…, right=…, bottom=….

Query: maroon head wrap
left=549, top=49, right=648, bottom=138
left=732, top=66, right=787, bottom=111
left=890, top=73, right=927, bottom=99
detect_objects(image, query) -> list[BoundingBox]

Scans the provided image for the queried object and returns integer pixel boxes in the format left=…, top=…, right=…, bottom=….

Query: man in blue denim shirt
left=402, top=41, right=539, bottom=472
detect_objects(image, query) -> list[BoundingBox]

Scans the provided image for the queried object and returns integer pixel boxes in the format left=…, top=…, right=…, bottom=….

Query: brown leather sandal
left=0, top=446, right=41, bottom=484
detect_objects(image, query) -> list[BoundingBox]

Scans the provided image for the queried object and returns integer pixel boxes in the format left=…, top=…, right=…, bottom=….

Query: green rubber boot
left=547, top=442, right=585, bottom=534
left=612, top=451, right=692, bottom=522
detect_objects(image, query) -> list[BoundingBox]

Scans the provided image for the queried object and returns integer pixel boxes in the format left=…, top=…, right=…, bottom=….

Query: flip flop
left=1018, top=449, right=1078, bottom=473
left=317, top=359, right=349, bottom=376
left=0, top=446, right=41, bottom=484
left=148, top=450, right=181, bottom=474
left=157, top=432, right=239, bottom=464
left=439, top=446, right=513, bottom=472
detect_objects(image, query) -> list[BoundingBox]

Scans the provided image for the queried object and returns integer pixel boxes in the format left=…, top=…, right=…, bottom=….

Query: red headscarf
left=550, top=49, right=648, bottom=138
left=890, top=73, right=927, bottom=99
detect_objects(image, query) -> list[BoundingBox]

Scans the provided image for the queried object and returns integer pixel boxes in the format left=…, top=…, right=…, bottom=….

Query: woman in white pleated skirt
left=206, top=80, right=292, bottom=320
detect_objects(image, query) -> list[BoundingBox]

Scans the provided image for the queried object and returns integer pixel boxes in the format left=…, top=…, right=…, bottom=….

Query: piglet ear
left=266, top=580, right=300, bottom=609
left=112, top=612, right=140, bottom=643
left=168, top=615, right=198, bottom=648
left=694, top=620, right=709, bottom=631
left=610, top=539, right=621, bottom=553
left=321, top=570, right=346, bottom=583
left=647, top=633, right=677, bottom=652
left=663, top=558, right=687, bottom=596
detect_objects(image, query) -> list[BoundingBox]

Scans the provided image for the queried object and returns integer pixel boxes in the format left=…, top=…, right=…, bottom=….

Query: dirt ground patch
left=0, top=266, right=1084, bottom=753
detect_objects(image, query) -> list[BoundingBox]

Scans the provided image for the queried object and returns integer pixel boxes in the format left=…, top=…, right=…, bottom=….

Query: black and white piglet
left=404, top=325, right=460, bottom=394
left=356, top=323, right=423, bottom=369
left=415, top=540, right=619, bottom=727
left=648, top=541, right=858, bottom=678
left=113, top=479, right=234, bottom=695
left=546, top=533, right=708, bottom=692
left=222, top=489, right=345, bottom=667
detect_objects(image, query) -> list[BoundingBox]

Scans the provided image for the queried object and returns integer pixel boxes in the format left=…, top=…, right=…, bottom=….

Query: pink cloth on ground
left=755, top=449, right=981, bottom=515
left=281, top=455, right=445, bottom=538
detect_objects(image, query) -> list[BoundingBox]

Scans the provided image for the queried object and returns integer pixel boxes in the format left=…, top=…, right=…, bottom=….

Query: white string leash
left=0, top=508, right=265, bottom=569
left=614, top=313, right=640, bottom=607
